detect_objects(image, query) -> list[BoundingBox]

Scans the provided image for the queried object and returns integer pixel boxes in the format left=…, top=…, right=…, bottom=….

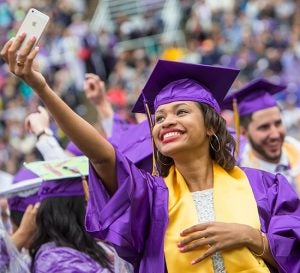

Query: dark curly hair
left=156, top=102, right=236, bottom=177
left=29, top=196, right=113, bottom=271
left=10, top=210, right=24, bottom=227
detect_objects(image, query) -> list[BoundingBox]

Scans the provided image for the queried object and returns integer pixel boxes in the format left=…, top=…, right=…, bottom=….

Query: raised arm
left=83, top=73, right=114, bottom=137
left=25, top=106, right=68, bottom=160
left=1, top=34, right=118, bottom=194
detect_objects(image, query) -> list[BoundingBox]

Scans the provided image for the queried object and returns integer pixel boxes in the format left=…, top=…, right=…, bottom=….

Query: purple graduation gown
left=85, top=148, right=300, bottom=273
left=33, top=242, right=110, bottom=273
left=0, top=235, right=31, bottom=273
left=66, top=117, right=153, bottom=173
left=109, top=120, right=152, bottom=173
left=0, top=238, right=10, bottom=271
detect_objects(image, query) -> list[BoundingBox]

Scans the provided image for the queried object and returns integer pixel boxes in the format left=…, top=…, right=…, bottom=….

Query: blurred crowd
left=1, top=0, right=300, bottom=175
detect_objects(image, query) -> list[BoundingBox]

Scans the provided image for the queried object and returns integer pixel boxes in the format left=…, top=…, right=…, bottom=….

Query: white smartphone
left=16, top=8, right=49, bottom=52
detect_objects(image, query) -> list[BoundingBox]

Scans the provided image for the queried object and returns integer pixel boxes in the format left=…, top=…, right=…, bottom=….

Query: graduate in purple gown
left=1, top=167, right=133, bottom=273
left=8, top=168, right=40, bottom=232
left=29, top=175, right=117, bottom=273
left=1, top=167, right=40, bottom=273
left=1, top=35, right=300, bottom=273
left=223, top=78, right=300, bottom=196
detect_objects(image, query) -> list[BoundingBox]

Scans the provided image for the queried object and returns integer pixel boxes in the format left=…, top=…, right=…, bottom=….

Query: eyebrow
left=256, top=118, right=282, bottom=129
left=155, top=103, right=190, bottom=114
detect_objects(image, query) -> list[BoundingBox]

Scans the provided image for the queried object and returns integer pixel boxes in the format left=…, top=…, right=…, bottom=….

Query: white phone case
left=16, top=8, right=49, bottom=52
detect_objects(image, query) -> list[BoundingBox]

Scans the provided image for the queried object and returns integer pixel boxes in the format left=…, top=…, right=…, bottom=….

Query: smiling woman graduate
left=1, top=34, right=300, bottom=273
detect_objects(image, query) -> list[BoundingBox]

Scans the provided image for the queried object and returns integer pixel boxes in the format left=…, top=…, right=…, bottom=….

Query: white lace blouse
left=191, top=189, right=226, bottom=273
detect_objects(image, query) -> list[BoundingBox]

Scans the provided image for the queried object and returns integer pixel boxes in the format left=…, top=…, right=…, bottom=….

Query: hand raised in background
left=84, top=73, right=114, bottom=121
left=25, top=106, right=50, bottom=135
left=84, top=73, right=107, bottom=106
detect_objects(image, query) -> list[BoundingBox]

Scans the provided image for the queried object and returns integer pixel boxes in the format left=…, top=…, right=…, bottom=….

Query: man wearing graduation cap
left=2, top=32, right=300, bottom=273
left=223, top=78, right=300, bottom=196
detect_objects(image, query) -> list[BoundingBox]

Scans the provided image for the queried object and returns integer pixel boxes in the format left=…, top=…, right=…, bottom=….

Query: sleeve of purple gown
left=85, top=148, right=164, bottom=265
left=33, top=243, right=109, bottom=273
left=0, top=234, right=30, bottom=273
left=244, top=168, right=300, bottom=273
left=0, top=237, right=9, bottom=271
left=109, top=114, right=133, bottom=146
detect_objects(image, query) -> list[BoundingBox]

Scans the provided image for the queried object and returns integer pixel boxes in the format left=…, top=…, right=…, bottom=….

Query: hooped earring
left=156, top=151, right=173, bottom=166
left=210, top=133, right=221, bottom=153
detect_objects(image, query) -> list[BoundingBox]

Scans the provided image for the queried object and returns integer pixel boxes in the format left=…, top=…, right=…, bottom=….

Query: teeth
left=163, top=131, right=181, bottom=140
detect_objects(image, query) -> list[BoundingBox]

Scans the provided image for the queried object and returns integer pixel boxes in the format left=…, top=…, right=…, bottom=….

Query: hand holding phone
left=16, top=8, right=49, bottom=53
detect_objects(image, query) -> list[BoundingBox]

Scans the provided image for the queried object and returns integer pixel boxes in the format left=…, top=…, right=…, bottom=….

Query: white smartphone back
left=16, top=8, right=49, bottom=52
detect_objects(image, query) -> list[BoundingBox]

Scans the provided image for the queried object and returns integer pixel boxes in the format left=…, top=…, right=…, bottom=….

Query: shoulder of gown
left=242, top=167, right=300, bottom=273
left=33, top=242, right=109, bottom=273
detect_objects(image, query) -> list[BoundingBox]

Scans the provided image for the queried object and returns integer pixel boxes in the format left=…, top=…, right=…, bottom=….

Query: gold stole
left=283, top=143, right=300, bottom=195
left=164, top=163, right=270, bottom=273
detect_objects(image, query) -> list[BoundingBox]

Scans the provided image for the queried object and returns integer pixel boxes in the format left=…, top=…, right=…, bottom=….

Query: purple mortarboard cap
left=132, top=59, right=240, bottom=114
left=38, top=175, right=84, bottom=201
left=66, top=141, right=83, bottom=156
left=8, top=167, right=39, bottom=212
left=222, top=78, right=287, bottom=117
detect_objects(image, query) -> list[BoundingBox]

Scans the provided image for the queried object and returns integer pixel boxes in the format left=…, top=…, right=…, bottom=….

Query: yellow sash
left=164, top=163, right=270, bottom=273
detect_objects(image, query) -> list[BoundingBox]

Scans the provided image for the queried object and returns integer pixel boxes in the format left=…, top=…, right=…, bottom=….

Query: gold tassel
left=233, top=98, right=240, bottom=158
left=144, top=102, right=159, bottom=176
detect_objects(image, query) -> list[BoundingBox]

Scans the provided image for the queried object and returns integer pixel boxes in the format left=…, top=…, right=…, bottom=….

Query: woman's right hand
left=0, top=33, right=47, bottom=92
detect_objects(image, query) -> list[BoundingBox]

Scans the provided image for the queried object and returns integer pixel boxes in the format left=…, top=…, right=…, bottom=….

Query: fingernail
left=35, top=46, right=39, bottom=51
left=191, top=260, right=196, bottom=265
left=179, top=247, right=185, bottom=252
left=30, top=36, right=36, bottom=41
left=19, top=32, right=25, bottom=37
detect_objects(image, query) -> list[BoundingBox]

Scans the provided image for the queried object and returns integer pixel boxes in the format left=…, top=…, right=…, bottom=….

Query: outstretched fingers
left=20, top=46, right=39, bottom=76
left=7, top=33, right=27, bottom=71
left=0, top=37, right=15, bottom=63
left=1, top=33, right=38, bottom=77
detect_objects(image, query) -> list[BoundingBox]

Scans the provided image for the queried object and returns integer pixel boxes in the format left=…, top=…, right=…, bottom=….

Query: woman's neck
left=174, top=153, right=213, bottom=192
